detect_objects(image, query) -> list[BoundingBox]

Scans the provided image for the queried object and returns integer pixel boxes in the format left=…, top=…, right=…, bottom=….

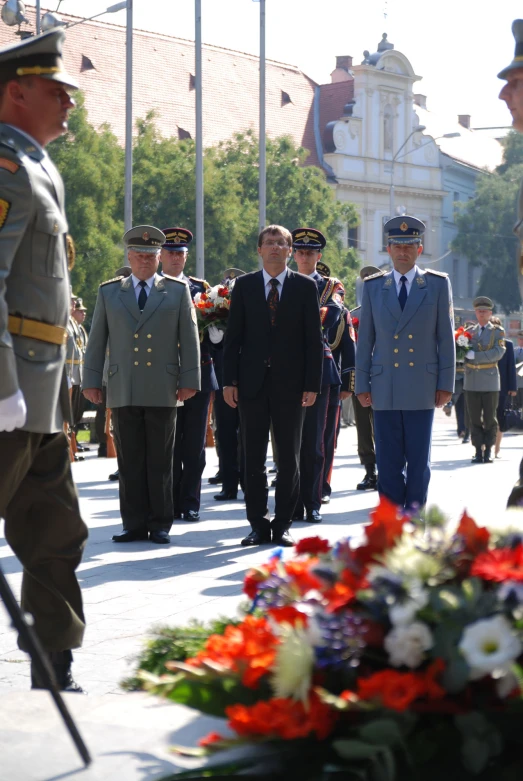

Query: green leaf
left=441, top=653, right=470, bottom=693
left=461, top=736, right=489, bottom=774
left=359, top=719, right=403, bottom=747
left=332, top=739, right=380, bottom=760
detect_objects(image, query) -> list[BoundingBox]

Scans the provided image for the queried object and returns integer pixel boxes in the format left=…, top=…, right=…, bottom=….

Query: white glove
left=0, top=389, right=27, bottom=432
left=208, top=325, right=224, bottom=344
left=465, top=350, right=475, bottom=360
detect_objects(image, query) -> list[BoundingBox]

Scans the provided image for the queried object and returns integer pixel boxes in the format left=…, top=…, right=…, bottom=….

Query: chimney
left=458, top=114, right=471, bottom=129
left=413, top=94, right=427, bottom=109
left=336, top=55, right=353, bottom=71
left=331, top=55, right=353, bottom=83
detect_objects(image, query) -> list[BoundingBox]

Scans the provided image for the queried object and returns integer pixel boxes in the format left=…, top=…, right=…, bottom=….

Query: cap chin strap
left=16, top=66, right=61, bottom=77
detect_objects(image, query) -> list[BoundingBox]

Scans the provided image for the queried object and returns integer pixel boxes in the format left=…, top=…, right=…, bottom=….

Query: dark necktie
left=138, top=280, right=148, bottom=312
left=267, top=278, right=280, bottom=327
left=398, top=275, right=408, bottom=311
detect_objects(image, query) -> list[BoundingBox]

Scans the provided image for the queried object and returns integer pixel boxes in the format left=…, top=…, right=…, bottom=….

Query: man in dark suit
left=223, top=225, right=323, bottom=546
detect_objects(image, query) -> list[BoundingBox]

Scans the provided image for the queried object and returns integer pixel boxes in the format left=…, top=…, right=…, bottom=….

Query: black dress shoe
left=112, top=529, right=148, bottom=542
left=214, top=490, right=238, bottom=501
left=149, top=530, right=170, bottom=544
left=31, top=652, right=85, bottom=694
left=321, top=495, right=330, bottom=504
left=77, top=444, right=90, bottom=452
left=462, top=434, right=470, bottom=444
left=357, top=469, right=378, bottom=490
left=471, top=451, right=483, bottom=464
left=208, top=472, right=223, bottom=485
left=241, top=530, right=271, bottom=546
left=98, top=444, right=107, bottom=457
left=272, top=530, right=295, bottom=547
left=483, top=449, right=494, bottom=464
left=306, top=510, right=322, bottom=523
left=183, top=510, right=200, bottom=522
left=73, top=454, right=85, bottom=462
left=108, top=469, right=119, bottom=481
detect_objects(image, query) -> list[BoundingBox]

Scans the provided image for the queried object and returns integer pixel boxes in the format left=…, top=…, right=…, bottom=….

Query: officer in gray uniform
left=83, top=226, right=201, bottom=544
left=464, top=296, right=506, bottom=464
left=71, top=296, right=89, bottom=451
left=355, top=216, right=455, bottom=510
left=0, top=30, right=87, bottom=691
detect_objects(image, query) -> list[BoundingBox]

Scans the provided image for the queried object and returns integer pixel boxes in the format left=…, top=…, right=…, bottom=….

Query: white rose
left=384, top=621, right=433, bottom=669
left=459, top=615, right=522, bottom=680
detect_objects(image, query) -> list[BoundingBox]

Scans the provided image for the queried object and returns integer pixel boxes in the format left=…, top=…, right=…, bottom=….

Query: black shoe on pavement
left=112, top=529, right=148, bottom=542
left=462, top=434, right=470, bottom=444
left=108, top=469, right=119, bottom=481
left=149, top=530, right=170, bottom=544
left=357, top=467, right=378, bottom=491
left=31, top=652, right=86, bottom=694
left=98, top=444, right=107, bottom=457
left=241, top=530, right=271, bottom=546
left=73, top=454, right=85, bottom=462
left=471, top=450, right=483, bottom=464
left=208, top=472, right=222, bottom=485
left=483, top=449, right=494, bottom=464
left=268, top=466, right=278, bottom=473
left=306, top=510, right=322, bottom=523
left=272, top=530, right=295, bottom=547
left=214, top=490, right=238, bottom=501
left=183, top=510, right=200, bottom=522
left=321, top=495, right=330, bottom=504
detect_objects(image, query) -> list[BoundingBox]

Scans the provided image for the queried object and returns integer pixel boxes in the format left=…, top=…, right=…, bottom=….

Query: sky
left=22, top=0, right=522, bottom=132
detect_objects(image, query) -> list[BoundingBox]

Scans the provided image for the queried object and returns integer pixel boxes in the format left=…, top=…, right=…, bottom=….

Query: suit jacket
left=355, top=267, right=455, bottom=410
left=463, top=322, right=506, bottom=393
left=83, top=273, right=201, bottom=407
left=498, top=339, right=517, bottom=397
left=0, top=124, right=71, bottom=433
left=223, top=268, right=323, bottom=399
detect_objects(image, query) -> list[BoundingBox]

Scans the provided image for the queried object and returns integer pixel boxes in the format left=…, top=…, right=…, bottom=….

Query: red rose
left=295, top=536, right=331, bottom=556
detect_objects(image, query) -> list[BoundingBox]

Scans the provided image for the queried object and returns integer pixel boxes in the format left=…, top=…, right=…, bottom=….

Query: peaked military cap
left=291, top=227, right=326, bottom=250
left=222, top=268, right=246, bottom=282
left=384, top=215, right=425, bottom=245
left=316, top=261, right=331, bottom=278
left=360, top=265, right=381, bottom=280
left=473, top=296, right=494, bottom=310
left=498, top=20, right=523, bottom=79
left=124, top=225, right=165, bottom=253
left=162, top=227, right=193, bottom=250
left=0, top=28, right=78, bottom=89
left=74, top=297, right=87, bottom=311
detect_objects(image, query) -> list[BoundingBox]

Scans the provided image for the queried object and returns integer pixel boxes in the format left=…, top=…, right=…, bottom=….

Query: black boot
left=483, top=448, right=494, bottom=464
left=357, top=465, right=378, bottom=490
left=471, top=449, right=483, bottom=464
left=31, top=650, right=85, bottom=693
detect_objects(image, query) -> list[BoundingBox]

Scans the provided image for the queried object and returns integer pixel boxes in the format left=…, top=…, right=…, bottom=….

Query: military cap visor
left=74, top=298, right=87, bottom=311
left=162, top=227, right=193, bottom=249
left=0, top=29, right=78, bottom=90
left=222, top=268, right=246, bottom=280
left=498, top=20, right=523, bottom=79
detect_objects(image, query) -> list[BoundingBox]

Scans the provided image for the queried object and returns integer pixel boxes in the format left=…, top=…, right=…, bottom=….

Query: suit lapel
left=396, top=269, right=427, bottom=333
left=119, top=276, right=140, bottom=321
left=137, top=274, right=166, bottom=329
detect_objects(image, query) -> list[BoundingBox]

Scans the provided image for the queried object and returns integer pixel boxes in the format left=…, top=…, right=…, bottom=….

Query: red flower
left=243, top=570, right=265, bottom=599
left=471, top=545, right=523, bottom=582
left=198, top=731, right=226, bottom=747
left=355, top=497, right=406, bottom=566
left=284, top=560, right=323, bottom=594
left=226, top=691, right=336, bottom=741
left=295, top=536, right=331, bottom=556
left=356, top=661, right=446, bottom=712
left=217, top=286, right=229, bottom=298
left=456, top=511, right=490, bottom=556
left=352, top=317, right=359, bottom=329
left=268, top=605, right=308, bottom=627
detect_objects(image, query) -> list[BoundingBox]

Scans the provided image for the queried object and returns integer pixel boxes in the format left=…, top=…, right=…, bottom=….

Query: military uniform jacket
left=355, top=267, right=455, bottom=410
left=83, top=273, right=201, bottom=407
left=0, top=124, right=71, bottom=433
left=183, top=274, right=219, bottom=393
left=463, top=322, right=505, bottom=392
left=65, top=317, right=82, bottom=385
left=329, top=308, right=356, bottom=393
left=314, top=272, right=344, bottom=387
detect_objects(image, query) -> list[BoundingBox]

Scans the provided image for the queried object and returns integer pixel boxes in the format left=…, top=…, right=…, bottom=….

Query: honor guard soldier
left=160, top=227, right=218, bottom=521
left=292, top=228, right=345, bottom=523
left=72, top=296, right=89, bottom=450
left=464, top=297, right=506, bottom=464
left=0, top=29, right=87, bottom=690
left=65, top=292, right=84, bottom=460
left=355, top=216, right=455, bottom=511
left=83, top=226, right=201, bottom=543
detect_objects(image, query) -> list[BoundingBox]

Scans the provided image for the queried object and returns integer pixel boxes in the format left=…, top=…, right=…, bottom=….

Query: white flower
left=494, top=668, right=520, bottom=699
left=458, top=615, right=522, bottom=680
left=389, top=580, right=429, bottom=627
left=271, top=624, right=315, bottom=702
left=456, top=335, right=470, bottom=347
left=384, top=621, right=433, bottom=669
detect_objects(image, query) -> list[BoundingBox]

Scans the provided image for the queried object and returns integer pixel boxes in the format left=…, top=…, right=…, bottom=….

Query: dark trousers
left=452, top=375, right=469, bottom=436
left=173, top=391, right=212, bottom=513
left=94, top=385, right=107, bottom=447
left=465, top=391, right=499, bottom=449
left=0, top=431, right=87, bottom=652
left=112, top=406, right=177, bottom=532
left=71, top=384, right=86, bottom=431
left=373, top=409, right=434, bottom=510
left=213, top=388, right=241, bottom=494
left=322, top=386, right=341, bottom=498
left=238, top=373, right=305, bottom=536
left=354, top=394, right=375, bottom=466
left=295, top=385, right=330, bottom=513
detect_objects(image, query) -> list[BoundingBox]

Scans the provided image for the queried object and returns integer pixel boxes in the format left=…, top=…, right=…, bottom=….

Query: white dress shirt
left=393, top=265, right=418, bottom=298
left=131, top=273, right=155, bottom=303
left=262, top=267, right=288, bottom=299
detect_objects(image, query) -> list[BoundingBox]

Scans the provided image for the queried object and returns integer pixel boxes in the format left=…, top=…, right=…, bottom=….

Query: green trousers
left=0, top=430, right=87, bottom=652
left=464, top=391, right=499, bottom=450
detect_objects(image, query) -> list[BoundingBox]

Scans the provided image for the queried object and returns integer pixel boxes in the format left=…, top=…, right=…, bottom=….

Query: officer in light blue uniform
left=355, top=216, right=455, bottom=510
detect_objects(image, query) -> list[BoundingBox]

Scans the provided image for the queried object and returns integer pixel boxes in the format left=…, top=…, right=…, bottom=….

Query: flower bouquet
left=141, top=499, right=523, bottom=780
left=193, top=284, right=231, bottom=337
left=455, top=326, right=473, bottom=363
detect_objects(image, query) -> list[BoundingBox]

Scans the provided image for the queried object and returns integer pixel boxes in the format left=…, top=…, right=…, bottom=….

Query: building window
left=453, top=257, right=459, bottom=296
left=348, top=226, right=359, bottom=250
left=384, top=105, right=393, bottom=152
left=382, top=216, right=391, bottom=251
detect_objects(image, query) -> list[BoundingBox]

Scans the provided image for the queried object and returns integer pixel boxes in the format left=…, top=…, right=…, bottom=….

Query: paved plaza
left=1, top=412, right=522, bottom=696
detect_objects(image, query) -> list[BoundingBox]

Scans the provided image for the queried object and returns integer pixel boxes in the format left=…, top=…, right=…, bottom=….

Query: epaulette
left=100, top=276, right=124, bottom=286
left=492, top=323, right=505, bottom=331
left=163, top=273, right=186, bottom=284
left=364, top=271, right=386, bottom=281
left=189, top=276, right=209, bottom=287
left=426, top=269, right=448, bottom=278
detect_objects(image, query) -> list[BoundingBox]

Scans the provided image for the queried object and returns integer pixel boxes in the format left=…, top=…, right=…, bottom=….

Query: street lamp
left=41, top=2, right=127, bottom=32
left=1, top=0, right=28, bottom=31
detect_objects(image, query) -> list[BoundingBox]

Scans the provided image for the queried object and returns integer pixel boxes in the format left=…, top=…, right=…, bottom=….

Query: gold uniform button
left=28, top=349, right=35, bottom=357
left=134, top=361, right=139, bottom=366
left=147, top=348, right=152, bottom=353
left=409, top=362, right=414, bottom=367
left=147, top=334, right=152, bottom=339
left=147, top=362, right=152, bottom=367
left=394, top=348, right=399, bottom=353
left=134, top=347, right=139, bottom=352
left=134, top=334, right=139, bottom=339
left=53, top=222, right=59, bottom=234
left=409, top=348, right=414, bottom=353
left=394, top=363, right=399, bottom=368
left=408, top=334, right=413, bottom=339
left=394, top=335, right=399, bottom=340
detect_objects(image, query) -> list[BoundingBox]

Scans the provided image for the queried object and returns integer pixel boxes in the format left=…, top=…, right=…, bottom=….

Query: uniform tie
left=267, top=278, right=280, bottom=327
left=138, top=280, right=148, bottom=312
left=398, top=275, right=408, bottom=311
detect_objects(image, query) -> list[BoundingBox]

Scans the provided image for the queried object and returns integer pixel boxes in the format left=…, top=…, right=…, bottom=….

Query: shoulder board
left=100, top=276, right=124, bottom=287
left=364, top=271, right=386, bottom=281
left=163, top=273, right=186, bottom=284
left=426, top=269, right=448, bottom=278
left=492, top=324, right=505, bottom=331
left=0, top=156, right=20, bottom=174
left=188, top=276, right=208, bottom=286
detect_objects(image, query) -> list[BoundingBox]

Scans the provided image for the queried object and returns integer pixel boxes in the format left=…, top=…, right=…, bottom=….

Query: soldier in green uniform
left=0, top=30, right=87, bottom=690
left=83, top=226, right=201, bottom=544
left=71, top=296, right=89, bottom=451
left=464, top=297, right=506, bottom=464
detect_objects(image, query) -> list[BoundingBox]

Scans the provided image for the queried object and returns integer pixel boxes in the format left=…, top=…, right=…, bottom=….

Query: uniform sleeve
left=436, top=277, right=456, bottom=393
left=303, top=278, right=324, bottom=393
left=0, top=159, right=32, bottom=401
left=222, top=278, right=246, bottom=387
left=355, top=282, right=376, bottom=395
left=469, top=329, right=506, bottom=365
left=178, top=282, right=201, bottom=390
left=82, top=288, right=109, bottom=390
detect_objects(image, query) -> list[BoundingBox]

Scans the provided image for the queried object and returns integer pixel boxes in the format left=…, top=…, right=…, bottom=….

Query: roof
left=0, top=6, right=320, bottom=164
left=319, top=80, right=355, bottom=135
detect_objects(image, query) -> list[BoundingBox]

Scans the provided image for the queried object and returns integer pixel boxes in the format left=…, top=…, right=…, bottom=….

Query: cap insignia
left=142, top=231, right=150, bottom=241
left=400, top=222, right=408, bottom=232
